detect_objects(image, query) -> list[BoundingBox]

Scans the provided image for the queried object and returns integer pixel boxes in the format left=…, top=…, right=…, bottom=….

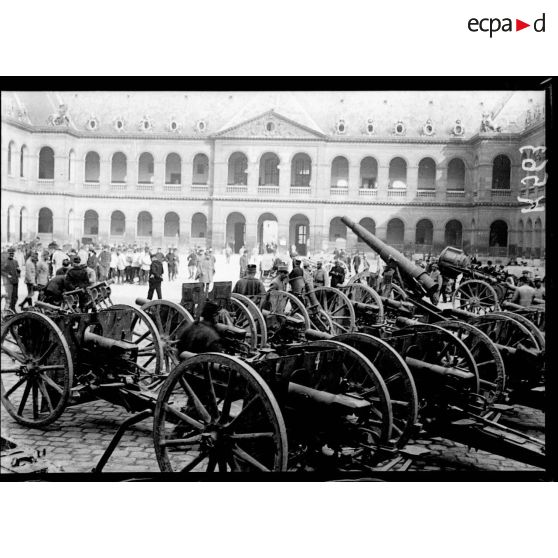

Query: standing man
left=289, top=258, right=305, bottom=295
left=239, top=249, right=249, bottom=278
left=21, top=251, right=38, bottom=309
left=166, top=247, right=176, bottom=281
left=132, top=248, right=141, bottom=283
left=352, top=252, right=361, bottom=275
left=233, top=264, right=266, bottom=296
left=98, top=245, right=111, bottom=281
left=511, top=276, right=536, bottom=307
left=147, top=253, right=164, bottom=300
left=198, top=250, right=215, bottom=292
left=533, top=276, right=545, bottom=301
left=117, top=249, right=127, bottom=284
left=268, top=265, right=289, bottom=292
left=329, top=258, right=346, bottom=288
left=313, top=261, right=327, bottom=287
left=51, top=244, right=67, bottom=273
left=1, top=248, right=20, bottom=311
left=140, top=247, right=152, bottom=285
left=260, top=250, right=274, bottom=280
left=187, top=248, right=198, bottom=280
left=225, top=244, right=232, bottom=264
left=36, top=251, right=50, bottom=295
left=379, top=260, right=396, bottom=297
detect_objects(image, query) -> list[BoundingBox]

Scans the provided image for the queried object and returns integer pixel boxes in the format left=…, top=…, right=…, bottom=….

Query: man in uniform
left=41, top=274, right=67, bottom=306
left=56, top=258, right=71, bottom=276
left=233, top=264, right=266, bottom=296
left=176, top=301, right=223, bottom=354
left=147, top=252, right=164, bottom=300
left=329, top=258, right=346, bottom=288
left=1, top=247, right=21, bottom=311
left=379, top=259, right=396, bottom=297
left=239, top=249, right=249, bottom=278
left=268, top=265, right=289, bottom=292
left=533, top=276, right=545, bottom=301
left=313, top=261, right=326, bottom=287
left=289, top=258, right=305, bottom=295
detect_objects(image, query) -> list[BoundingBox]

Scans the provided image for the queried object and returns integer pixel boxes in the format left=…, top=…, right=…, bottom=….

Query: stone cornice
left=1, top=186, right=522, bottom=208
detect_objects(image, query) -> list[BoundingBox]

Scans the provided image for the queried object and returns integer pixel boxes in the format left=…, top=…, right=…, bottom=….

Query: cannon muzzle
left=341, top=216, right=437, bottom=297
left=84, top=330, right=137, bottom=352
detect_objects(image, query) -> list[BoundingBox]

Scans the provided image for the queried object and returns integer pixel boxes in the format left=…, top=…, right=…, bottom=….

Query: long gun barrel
left=341, top=216, right=437, bottom=297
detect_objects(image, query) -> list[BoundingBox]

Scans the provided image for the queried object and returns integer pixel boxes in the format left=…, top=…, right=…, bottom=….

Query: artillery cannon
left=341, top=215, right=545, bottom=410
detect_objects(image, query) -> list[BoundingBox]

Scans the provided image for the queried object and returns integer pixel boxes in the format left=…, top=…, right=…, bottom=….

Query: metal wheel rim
left=307, top=287, right=356, bottom=335
left=1, top=311, right=73, bottom=426
left=491, top=311, right=545, bottom=351
left=153, top=352, right=288, bottom=473
left=341, top=283, right=385, bottom=324
left=222, top=298, right=258, bottom=352
left=452, top=279, right=500, bottom=314
left=231, top=293, right=268, bottom=348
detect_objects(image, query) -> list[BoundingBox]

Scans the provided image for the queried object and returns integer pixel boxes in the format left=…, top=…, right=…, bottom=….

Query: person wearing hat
left=20, top=251, right=39, bottom=309
left=268, top=265, right=289, bottom=292
left=56, top=258, right=71, bottom=276
left=147, top=252, right=164, bottom=300
left=187, top=247, right=199, bottom=280
left=233, top=264, right=266, bottom=296
left=1, top=248, right=21, bottom=311
left=289, top=258, right=305, bottom=295
left=175, top=300, right=223, bottom=355
left=198, top=250, right=215, bottom=290
left=239, top=249, right=249, bottom=278
left=65, top=256, right=90, bottom=291
left=140, top=247, right=152, bottom=285
left=35, top=251, right=50, bottom=293
left=329, top=258, right=346, bottom=289
left=313, top=261, right=327, bottom=287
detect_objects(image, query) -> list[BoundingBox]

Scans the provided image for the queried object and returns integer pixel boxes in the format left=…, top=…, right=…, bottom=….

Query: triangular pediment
left=213, top=110, right=325, bottom=139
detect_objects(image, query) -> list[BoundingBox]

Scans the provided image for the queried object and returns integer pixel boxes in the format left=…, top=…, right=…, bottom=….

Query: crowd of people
left=2, top=237, right=545, bottom=314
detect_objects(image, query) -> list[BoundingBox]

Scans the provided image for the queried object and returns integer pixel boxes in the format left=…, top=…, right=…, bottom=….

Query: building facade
left=1, top=91, right=546, bottom=259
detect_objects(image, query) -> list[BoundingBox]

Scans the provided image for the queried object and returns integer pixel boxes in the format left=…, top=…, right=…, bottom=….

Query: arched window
left=492, top=155, right=511, bottom=189
left=83, top=210, right=99, bottom=235
left=417, top=158, right=436, bottom=189
left=84, top=151, right=100, bottom=182
left=165, top=153, right=181, bottom=184
left=164, top=212, right=180, bottom=237
left=228, top=152, right=248, bottom=185
left=291, top=153, right=311, bottom=187
left=389, top=157, right=407, bottom=188
left=447, top=158, right=465, bottom=190
left=289, top=214, right=310, bottom=256
left=489, top=220, right=508, bottom=247
left=7, top=141, right=15, bottom=175
left=257, top=213, right=279, bottom=251
left=111, top=152, right=127, bottom=183
left=445, top=220, right=463, bottom=247
left=329, top=217, right=347, bottom=241
left=415, top=219, right=433, bottom=245
left=138, top=153, right=154, bottom=184
left=259, top=152, right=280, bottom=186
left=38, top=147, right=54, bottom=179
left=20, top=145, right=27, bottom=178
left=331, top=156, right=349, bottom=188
left=193, top=154, right=209, bottom=185
left=68, top=150, right=75, bottom=182
left=137, top=211, right=153, bottom=236
left=360, top=157, right=378, bottom=189
left=38, top=207, right=53, bottom=233
left=387, top=218, right=405, bottom=245
left=110, top=210, right=126, bottom=236
left=191, top=213, right=207, bottom=238
left=226, top=212, right=247, bottom=252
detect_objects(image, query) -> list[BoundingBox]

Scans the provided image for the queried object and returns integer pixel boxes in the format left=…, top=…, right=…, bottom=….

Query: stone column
left=477, top=163, right=492, bottom=202
left=100, top=156, right=111, bottom=193
left=348, top=163, right=360, bottom=198
left=406, top=164, right=418, bottom=200
left=54, top=154, right=68, bottom=193
left=154, top=159, right=165, bottom=193
left=182, top=157, right=193, bottom=191
left=278, top=163, right=290, bottom=196
left=436, top=165, right=446, bottom=202
left=247, top=160, right=258, bottom=196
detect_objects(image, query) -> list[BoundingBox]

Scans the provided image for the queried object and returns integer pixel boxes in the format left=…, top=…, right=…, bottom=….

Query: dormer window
left=335, top=119, right=346, bottom=134
left=393, top=121, right=406, bottom=135
left=86, top=116, right=99, bottom=131
left=195, top=119, right=207, bottom=133
left=113, top=117, right=125, bottom=132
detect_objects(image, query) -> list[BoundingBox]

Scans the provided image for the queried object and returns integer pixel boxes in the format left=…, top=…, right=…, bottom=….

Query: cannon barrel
left=83, top=330, right=137, bottom=352
left=341, top=216, right=437, bottom=296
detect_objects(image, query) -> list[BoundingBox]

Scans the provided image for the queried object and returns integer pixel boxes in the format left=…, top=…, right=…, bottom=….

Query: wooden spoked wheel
left=524, top=306, right=545, bottom=332
left=491, top=311, right=545, bottom=351
left=220, top=298, right=258, bottom=353
left=100, top=304, right=164, bottom=389
left=332, top=333, right=418, bottom=449
left=289, top=340, right=393, bottom=472
left=340, top=283, right=385, bottom=324
left=435, top=320, right=506, bottom=406
left=348, top=269, right=377, bottom=289
left=153, top=353, right=288, bottom=473
left=1, top=312, right=73, bottom=427
left=452, top=279, right=500, bottom=314
left=230, top=293, right=268, bottom=348
left=391, top=323, right=480, bottom=408
left=470, top=314, right=538, bottom=352
left=140, top=300, right=194, bottom=374
left=304, top=287, right=356, bottom=335
left=248, top=291, right=311, bottom=329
